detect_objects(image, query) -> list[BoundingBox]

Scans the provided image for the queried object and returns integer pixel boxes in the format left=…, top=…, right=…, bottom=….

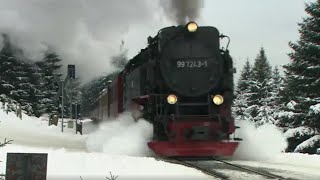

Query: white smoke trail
left=0, top=0, right=160, bottom=82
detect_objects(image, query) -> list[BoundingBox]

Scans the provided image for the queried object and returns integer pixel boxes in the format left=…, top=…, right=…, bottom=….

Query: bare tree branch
left=0, top=138, right=13, bottom=147
left=106, top=171, right=118, bottom=180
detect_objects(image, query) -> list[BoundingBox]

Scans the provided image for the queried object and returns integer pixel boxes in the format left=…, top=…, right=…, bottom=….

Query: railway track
left=157, top=157, right=295, bottom=180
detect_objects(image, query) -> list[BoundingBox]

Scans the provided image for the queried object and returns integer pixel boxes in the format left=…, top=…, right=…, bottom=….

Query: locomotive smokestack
left=160, top=0, right=204, bottom=25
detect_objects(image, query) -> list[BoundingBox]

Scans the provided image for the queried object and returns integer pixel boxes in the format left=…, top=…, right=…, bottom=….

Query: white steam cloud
left=0, top=0, right=160, bottom=82
left=85, top=113, right=153, bottom=157
left=233, top=120, right=288, bottom=161
left=159, top=0, right=204, bottom=25
left=85, top=115, right=288, bottom=160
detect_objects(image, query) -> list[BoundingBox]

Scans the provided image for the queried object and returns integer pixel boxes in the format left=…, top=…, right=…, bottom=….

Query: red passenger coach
left=108, top=73, right=124, bottom=118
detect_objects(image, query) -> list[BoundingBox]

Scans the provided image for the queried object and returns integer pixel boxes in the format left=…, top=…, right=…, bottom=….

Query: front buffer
left=148, top=141, right=238, bottom=157
left=148, top=121, right=239, bottom=158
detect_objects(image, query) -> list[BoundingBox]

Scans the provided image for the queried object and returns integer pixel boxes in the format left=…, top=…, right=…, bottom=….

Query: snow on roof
left=294, top=135, right=320, bottom=153
left=284, top=126, right=318, bottom=139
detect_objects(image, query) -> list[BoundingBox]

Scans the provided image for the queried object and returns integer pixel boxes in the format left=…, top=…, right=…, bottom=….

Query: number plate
left=176, top=60, right=208, bottom=68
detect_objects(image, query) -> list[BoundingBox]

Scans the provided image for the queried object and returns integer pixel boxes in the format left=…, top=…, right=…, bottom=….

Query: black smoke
left=159, top=0, right=204, bottom=25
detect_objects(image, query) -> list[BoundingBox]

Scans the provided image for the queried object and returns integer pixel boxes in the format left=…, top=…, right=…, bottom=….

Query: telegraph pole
left=67, top=65, right=75, bottom=131
left=53, top=64, right=75, bottom=133
left=61, top=80, right=64, bottom=132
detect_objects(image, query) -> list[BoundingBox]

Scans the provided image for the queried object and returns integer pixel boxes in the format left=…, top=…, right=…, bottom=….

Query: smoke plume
left=0, top=0, right=160, bottom=82
left=233, top=120, right=288, bottom=161
left=159, top=0, right=204, bottom=25
left=85, top=113, right=153, bottom=157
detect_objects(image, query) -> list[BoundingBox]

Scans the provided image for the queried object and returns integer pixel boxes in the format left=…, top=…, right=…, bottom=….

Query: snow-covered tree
left=280, top=1, right=320, bottom=153
left=0, top=35, right=16, bottom=100
left=0, top=35, right=63, bottom=117
left=250, top=47, right=272, bottom=106
left=267, top=66, right=285, bottom=125
left=10, top=61, right=35, bottom=115
left=270, top=66, right=283, bottom=106
left=0, top=36, right=36, bottom=115
left=35, top=52, right=62, bottom=116
left=236, top=59, right=252, bottom=95
left=234, top=60, right=254, bottom=121
left=248, top=47, right=273, bottom=125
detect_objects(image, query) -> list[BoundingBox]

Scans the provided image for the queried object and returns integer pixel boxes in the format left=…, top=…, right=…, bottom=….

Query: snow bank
left=0, top=107, right=153, bottom=157
left=271, top=152, right=320, bottom=169
left=85, top=112, right=153, bottom=157
left=0, top=109, right=86, bottom=150
left=233, top=120, right=288, bottom=161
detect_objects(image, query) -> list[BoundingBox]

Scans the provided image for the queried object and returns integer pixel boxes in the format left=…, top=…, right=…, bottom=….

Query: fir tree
left=35, top=52, right=62, bottom=116
left=280, top=1, right=320, bottom=153
left=0, top=35, right=16, bottom=99
left=10, top=61, right=35, bottom=115
left=0, top=35, right=35, bottom=115
left=248, top=47, right=273, bottom=125
left=270, top=66, right=283, bottom=105
left=236, top=59, right=252, bottom=95
left=234, top=59, right=254, bottom=121
left=269, top=66, right=285, bottom=124
left=250, top=47, right=272, bottom=106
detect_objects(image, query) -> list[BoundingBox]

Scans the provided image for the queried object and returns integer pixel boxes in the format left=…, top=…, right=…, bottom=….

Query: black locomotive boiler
left=90, top=22, right=240, bottom=158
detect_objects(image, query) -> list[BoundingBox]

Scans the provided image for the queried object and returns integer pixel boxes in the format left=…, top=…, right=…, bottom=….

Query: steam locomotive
left=90, top=22, right=240, bottom=158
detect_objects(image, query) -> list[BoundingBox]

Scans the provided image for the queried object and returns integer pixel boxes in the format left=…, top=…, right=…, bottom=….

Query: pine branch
left=0, top=138, right=13, bottom=147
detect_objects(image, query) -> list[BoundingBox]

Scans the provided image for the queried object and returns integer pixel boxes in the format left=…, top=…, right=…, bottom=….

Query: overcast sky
left=0, top=0, right=314, bottom=82
left=125, top=0, right=312, bottom=81
left=202, top=0, right=312, bottom=78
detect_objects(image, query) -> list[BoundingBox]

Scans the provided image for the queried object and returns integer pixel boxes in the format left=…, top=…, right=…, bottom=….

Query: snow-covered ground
left=0, top=109, right=213, bottom=179
left=0, top=145, right=215, bottom=180
left=1, top=108, right=320, bottom=179
left=0, top=110, right=86, bottom=150
left=223, top=153, right=320, bottom=180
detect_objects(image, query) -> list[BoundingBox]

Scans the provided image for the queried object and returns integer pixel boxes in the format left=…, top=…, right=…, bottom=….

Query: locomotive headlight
left=187, top=22, right=198, bottom=32
left=167, top=94, right=178, bottom=104
left=213, top=95, right=224, bottom=105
